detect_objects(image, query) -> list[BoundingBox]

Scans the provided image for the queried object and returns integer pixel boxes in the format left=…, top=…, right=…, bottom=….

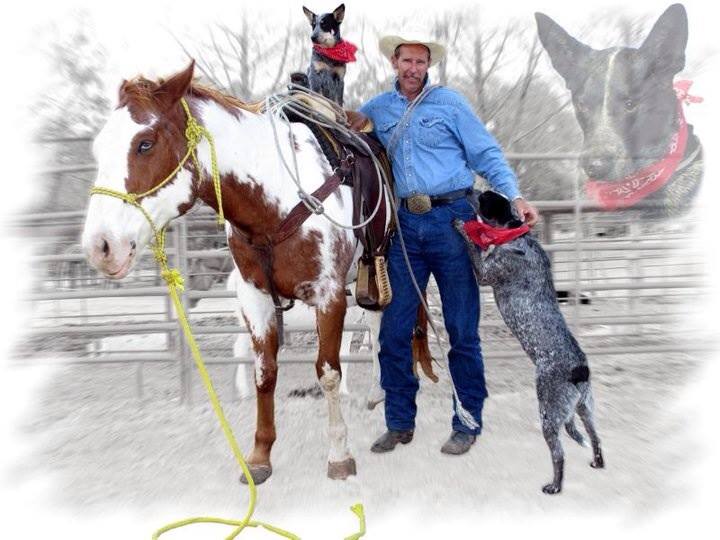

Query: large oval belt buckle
left=406, top=194, right=431, bottom=214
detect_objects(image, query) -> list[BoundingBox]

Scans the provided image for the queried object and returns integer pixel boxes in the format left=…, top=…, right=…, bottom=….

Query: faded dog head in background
left=535, top=3, right=703, bottom=217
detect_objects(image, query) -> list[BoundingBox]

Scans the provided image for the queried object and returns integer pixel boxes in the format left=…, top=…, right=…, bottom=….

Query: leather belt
left=402, top=188, right=472, bottom=214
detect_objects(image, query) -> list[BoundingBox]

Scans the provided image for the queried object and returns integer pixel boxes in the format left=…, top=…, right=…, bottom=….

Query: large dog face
left=303, top=4, right=345, bottom=48
left=535, top=4, right=688, bottom=181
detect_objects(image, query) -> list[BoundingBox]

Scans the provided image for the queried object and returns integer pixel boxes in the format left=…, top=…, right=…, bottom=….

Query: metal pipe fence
left=17, top=144, right=713, bottom=399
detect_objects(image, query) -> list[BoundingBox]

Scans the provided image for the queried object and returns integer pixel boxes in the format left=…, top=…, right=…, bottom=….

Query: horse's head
left=82, top=62, right=198, bottom=279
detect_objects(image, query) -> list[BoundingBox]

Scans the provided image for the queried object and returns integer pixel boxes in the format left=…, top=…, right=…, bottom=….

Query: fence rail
left=18, top=142, right=711, bottom=399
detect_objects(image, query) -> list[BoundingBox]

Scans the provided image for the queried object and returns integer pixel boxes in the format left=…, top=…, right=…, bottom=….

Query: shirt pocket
left=417, top=115, right=447, bottom=147
left=377, top=120, right=399, bottom=147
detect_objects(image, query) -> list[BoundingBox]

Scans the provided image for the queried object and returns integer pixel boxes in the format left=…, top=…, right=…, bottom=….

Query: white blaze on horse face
left=82, top=106, right=194, bottom=278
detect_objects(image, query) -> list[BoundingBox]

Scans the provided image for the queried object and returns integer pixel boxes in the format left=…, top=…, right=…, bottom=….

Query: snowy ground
left=3, top=325, right=709, bottom=539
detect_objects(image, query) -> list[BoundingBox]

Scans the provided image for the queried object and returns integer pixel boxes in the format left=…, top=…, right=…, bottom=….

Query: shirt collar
left=393, top=74, right=431, bottom=101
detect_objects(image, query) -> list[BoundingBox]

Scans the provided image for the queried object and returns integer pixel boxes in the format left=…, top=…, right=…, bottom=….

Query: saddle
left=283, top=92, right=395, bottom=310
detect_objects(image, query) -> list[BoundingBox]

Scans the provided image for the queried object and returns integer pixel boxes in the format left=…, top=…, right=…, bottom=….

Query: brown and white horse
left=81, top=62, right=365, bottom=483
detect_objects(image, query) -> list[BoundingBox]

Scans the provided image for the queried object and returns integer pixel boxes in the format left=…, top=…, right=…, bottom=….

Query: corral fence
left=10, top=138, right=714, bottom=400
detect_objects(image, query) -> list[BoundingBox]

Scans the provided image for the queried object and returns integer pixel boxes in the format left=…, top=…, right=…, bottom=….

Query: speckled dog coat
left=455, top=191, right=604, bottom=494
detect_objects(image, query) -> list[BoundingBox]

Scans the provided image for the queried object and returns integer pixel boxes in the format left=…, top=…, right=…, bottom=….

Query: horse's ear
left=640, top=3, right=687, bottom=75
left=118, top=79, right=129, bottom=100
left=154, top=60, right=195, bottom=111
left=302, top=6, right=316, bottom=25
left=535, top=12, right=592, bottom=89
left=333, top=4, right=345, bottom=23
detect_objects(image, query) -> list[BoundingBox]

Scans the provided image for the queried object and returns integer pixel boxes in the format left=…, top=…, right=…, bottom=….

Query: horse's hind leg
left=235, top=277, right=279, bottom=485
left=363, top=309, right=385, bottom=410
left=316, top=293, right=357, bottom=480
left=577, top=387, right=604, bottom=469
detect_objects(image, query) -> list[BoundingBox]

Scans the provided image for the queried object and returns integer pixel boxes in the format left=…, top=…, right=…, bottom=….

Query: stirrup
left=374, top=255, right=392, bottom=306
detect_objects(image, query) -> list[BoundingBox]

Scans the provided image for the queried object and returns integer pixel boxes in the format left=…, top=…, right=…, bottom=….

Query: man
left=353, top=34, right=539, bottom=455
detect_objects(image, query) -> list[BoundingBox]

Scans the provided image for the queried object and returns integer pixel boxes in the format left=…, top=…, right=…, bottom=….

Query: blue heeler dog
left=454, top=191, right=604, bottom=494
left=535, top=4, right=703, bottom=217
left=296, top=4, right=355, bottom=107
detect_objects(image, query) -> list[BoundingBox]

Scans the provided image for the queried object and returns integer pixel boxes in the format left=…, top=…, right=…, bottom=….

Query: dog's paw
left=542, top=483, right=562, bottom=495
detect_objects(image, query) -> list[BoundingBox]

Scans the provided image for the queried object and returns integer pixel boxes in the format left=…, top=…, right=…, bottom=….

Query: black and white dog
left=298, top=4, right=356, bottom=106
left=454, top=192, right=604, bottom=494
left=536, top=4, right=703, bottom=217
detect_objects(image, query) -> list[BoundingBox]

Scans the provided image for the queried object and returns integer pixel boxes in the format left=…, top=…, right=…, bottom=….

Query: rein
left=88, top=97, right=365, bottom=540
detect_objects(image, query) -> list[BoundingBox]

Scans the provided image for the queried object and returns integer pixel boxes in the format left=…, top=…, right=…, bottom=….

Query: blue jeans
left=378, top=197, right=487, bottom=435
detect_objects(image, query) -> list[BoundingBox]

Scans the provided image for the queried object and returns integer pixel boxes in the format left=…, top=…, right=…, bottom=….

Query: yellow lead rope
left=88, top=98, right=365, bottom=540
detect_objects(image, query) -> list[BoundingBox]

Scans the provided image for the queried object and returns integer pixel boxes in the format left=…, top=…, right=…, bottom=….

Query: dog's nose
left=582, top=154, right=615, bottom=179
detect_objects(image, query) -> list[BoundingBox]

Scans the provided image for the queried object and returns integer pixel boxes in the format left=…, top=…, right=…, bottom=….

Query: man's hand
left=514, top=198, right=539, bottom=227
left=346, top=111, right=370, bottom=132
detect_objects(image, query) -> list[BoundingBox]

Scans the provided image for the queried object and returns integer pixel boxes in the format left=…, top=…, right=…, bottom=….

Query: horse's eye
left=624, top=99, right=636, bottom=111
left=137, top=140, right=154, bottom=154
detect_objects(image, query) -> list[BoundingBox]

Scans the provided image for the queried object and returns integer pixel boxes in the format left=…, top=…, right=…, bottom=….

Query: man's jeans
left=378, top=197, right=487, bottom=435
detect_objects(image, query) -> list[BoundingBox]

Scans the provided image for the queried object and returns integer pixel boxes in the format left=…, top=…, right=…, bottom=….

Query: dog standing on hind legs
left=454, top=191, right=605, bottom=494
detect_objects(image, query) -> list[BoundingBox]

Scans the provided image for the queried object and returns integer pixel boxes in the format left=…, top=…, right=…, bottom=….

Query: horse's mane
left=121, top=76, right=265, bottom=115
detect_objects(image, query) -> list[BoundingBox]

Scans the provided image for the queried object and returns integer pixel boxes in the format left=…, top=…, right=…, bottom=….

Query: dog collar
left=585, top=80, right=703, bottom=211
left=313, top=40, right=358, bottom=63
left=463, top=220, right=530, bottom=251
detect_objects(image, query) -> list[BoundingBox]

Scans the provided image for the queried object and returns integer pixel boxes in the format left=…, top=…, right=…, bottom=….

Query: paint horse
left=82, top=62, right=380, bottom=484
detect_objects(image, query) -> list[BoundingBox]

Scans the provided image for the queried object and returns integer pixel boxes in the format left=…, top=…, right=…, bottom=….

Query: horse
left=81, top=60, right=376, bottom=484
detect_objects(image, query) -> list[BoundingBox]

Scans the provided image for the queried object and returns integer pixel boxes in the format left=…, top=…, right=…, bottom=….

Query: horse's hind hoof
left=590, top=457, right=605, bottom=469
left=327, top=457, right=357, bottom=480
left=542, top=483, right=562, bottom=495
left=239, top=464, right=273, bottom=485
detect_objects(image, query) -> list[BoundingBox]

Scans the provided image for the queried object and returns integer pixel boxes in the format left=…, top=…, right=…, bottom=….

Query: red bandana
left=463, top=220, right=530, bottom=251
left=313, top=40, right=358, bottom=63
left=585, top=80, right=703, bottom=211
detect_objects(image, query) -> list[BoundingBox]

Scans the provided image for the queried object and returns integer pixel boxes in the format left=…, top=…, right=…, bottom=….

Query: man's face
left=391, top=44, right=430, bottom=97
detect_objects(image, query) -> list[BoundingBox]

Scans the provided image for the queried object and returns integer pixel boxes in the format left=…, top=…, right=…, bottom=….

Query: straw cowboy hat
left=378, top=33, right=446, bottom=67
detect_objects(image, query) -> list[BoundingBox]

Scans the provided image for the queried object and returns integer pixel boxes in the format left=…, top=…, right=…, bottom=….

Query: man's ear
left=302, top=6, right=316, bottom=26
left=333, top=3, right=345, bottom=24
left=639, top=3, right=687, bottom=76
left=535, top=12, right=592, bottom=89
left=153, top=60, right=194, bottom=111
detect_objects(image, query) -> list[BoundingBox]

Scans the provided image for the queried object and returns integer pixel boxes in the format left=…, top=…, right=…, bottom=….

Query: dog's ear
left=639, top=3, right=687, bottom=76
left=302, top=6, right=317, bottom=26
left=479, top=191, right=518, bottom=228
left=333, top=3, right=345, bottom=24
left=535, top=12, right=592, bottom=89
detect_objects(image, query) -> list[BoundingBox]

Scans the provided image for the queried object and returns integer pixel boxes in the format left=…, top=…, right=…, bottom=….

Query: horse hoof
left=590, top=457, right=605, bottom=469
left=542, top=483, right=561, bottom=495
left=327, top=457, right=357, bottom=480
left=239, top=464, right=273, bottom=485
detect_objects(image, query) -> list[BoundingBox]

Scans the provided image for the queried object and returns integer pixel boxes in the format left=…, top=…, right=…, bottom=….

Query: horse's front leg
left=316, top=291, right=357, bottom=480
left=235, top=276, right=279, bottom=485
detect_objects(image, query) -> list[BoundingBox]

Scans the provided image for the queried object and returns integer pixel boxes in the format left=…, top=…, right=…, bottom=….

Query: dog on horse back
left=453, top=191, right=604, bottom=494
left=297, top=4, right=352, bottom=106
left=535, top=4, right=703, bottom=217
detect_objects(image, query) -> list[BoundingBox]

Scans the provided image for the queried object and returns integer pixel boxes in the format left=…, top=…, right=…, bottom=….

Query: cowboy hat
left=378, top=33, right=446, bottom=67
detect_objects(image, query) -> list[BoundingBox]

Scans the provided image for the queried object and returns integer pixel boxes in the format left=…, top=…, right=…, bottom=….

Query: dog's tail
left=566, top=365, right=592, bottom=447
left=564, top=418, right=590, bottom=448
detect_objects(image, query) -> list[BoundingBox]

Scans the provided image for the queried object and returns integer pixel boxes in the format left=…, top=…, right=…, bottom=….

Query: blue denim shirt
left=359, top=79, right=521, bottom=200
